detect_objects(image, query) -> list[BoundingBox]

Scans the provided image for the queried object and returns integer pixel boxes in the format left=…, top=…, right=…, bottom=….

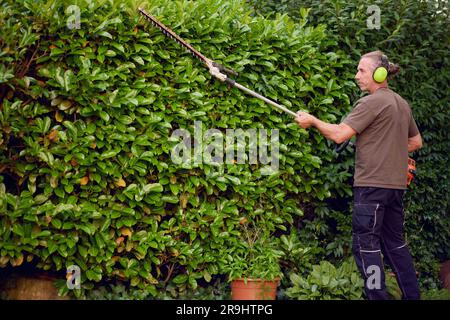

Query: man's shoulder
left=353, top=91, right=386, bottom=110
left=361, top=88, right=409, bottom=107
left=355, top=90, right=387, bottom=104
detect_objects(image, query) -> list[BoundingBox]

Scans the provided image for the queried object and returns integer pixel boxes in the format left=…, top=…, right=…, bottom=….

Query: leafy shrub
left=0, top=0, right=356, bottom=297
left=285, top=259, right=404, bottom=300
left=278, top=229, right=316, bottom=274
left=285, top=259, right=364, bottom=300
left=220, top=220, right=284, bottom=281
left=296, top=205, right=353, bottom=261
left=78, top=277, right=230, bottom=300
left=421, top=288, right=450, bottom=300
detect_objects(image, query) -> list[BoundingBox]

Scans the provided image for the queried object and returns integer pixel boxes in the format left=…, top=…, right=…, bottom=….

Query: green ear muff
left=373, top=66, right=388, bottom=83
left=373, top=54, right=390, bottom=83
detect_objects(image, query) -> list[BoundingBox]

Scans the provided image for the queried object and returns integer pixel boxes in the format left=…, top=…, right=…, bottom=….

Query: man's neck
left=369, top=85, right=388, bottom=94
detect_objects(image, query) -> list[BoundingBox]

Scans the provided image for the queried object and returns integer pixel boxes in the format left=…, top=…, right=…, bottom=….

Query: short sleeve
left=408, top=116, right=420, bottom=138
left=342, top=100, right=377, bottom=134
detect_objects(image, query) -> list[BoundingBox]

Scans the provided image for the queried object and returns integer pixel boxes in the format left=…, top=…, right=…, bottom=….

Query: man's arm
left=295, top=111, right=356, bottom=144
left=312, top=119, right=356, bottom=144
left=408, top=133, right=422, bottom=152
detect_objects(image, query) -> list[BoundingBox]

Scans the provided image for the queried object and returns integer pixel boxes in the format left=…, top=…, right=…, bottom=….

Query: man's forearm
left=296, top=111, right=355, bottom=143
left=312, top=118, right=342, bottom=143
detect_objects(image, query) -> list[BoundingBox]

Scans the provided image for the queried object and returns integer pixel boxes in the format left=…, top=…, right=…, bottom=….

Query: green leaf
left=64, top=184, right=74, bottom=193
left=98, top=31, right=113, bottom=39
left=132, top=56, right=145, bottom=65
left=63, top=121, right=78, bottom=137
left=12, top=224, right=24, bottom=237
left=101, top=219, right=111, bottom=232
left=79, top=224, right=96, bottom=235
left=111, top=43, right=125, bottom=53
left=100, top=149, right=119, bottom=159
left=99, top=111, right=110, bottom=122
left=173, top=274, right=188, bottom=284
left=105, top=50, right=116, bottom=57
left=86, top=269, right=102, bottom=282
left=63, top=70, right=74, bottom=91
left=51, top=219, right=62, bottom=229
left=225, top=175, right=241, bottom=185
left=142, top=183, right=163, bottom=194
left=156, top=50, right=170, bottom=60
left=54, top=187, right=65, bottom=198
left=161, top=195, right=178, bottom=203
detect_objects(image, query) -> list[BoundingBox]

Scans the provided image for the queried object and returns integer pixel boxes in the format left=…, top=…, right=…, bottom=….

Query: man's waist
left=353, top=181, right=407, bottom=190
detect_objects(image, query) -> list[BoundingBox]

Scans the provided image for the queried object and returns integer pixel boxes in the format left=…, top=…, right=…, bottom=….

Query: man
left=295, top=51, right=422, bottom=300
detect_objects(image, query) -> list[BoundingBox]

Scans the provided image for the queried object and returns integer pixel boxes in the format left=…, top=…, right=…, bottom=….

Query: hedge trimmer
left=139, top=8, right=356, bottom=153
left=138, top=7, right=298, bottom=118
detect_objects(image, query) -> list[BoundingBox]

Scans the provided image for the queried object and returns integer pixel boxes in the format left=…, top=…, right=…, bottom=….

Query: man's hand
left=295, top=111, right=316, bottom=129
left=408, top=133, right=423, bottom=152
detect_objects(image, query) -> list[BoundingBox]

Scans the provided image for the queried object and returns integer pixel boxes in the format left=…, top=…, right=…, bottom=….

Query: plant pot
left=0, top=273, right=69, bottom=300
left=231, top=278, right=279, bottom=300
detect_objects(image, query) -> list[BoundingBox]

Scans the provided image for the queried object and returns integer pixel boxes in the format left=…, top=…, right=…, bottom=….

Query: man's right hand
left=295, top=111, right=316, bottom=129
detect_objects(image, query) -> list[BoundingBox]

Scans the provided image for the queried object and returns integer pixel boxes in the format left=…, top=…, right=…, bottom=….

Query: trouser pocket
left=353, top=203, right=380, bottom=235
left=352, top=202, right=384, bottom=252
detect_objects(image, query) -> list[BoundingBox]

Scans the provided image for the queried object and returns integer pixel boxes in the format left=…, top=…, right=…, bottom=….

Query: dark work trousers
left=352, top=187, right=420, bottom=300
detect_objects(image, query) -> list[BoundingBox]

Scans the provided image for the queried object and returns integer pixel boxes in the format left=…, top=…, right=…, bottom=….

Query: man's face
left=355, top=58, right=375, bottom=92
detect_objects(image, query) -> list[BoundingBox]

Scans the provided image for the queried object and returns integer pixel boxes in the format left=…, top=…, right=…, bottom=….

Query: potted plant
left=223, top=221, right=284, bottom=300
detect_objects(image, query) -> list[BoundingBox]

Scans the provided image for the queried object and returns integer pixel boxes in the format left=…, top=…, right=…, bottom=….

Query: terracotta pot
left=231, top=278, right=279, bottom=300
left=0, top=273, right=69, bottom=300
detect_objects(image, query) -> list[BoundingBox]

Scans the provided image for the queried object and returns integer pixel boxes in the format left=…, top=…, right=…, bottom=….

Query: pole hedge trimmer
left=138, top=7, right=298, bottom=118
left=139, top=8, right=353, bottom=151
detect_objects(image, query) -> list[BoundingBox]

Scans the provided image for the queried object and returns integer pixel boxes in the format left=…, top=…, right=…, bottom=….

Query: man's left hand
left=295, top=111, right=316, bottom=129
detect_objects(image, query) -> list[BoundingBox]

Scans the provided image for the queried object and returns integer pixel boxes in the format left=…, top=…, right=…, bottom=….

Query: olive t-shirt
left=343, top=87, right=419, bottom=190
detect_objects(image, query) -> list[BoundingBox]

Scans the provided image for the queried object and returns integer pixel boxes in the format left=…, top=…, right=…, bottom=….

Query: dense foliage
left=1, top=0, right=447, bottom=299
left=249, top=0, right=450, bottom=289
left=0, top=0, right=357, bottom=298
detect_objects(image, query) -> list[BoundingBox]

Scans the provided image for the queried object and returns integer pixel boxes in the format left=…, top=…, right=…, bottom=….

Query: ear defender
left=373, top=55, right=389, bottom=83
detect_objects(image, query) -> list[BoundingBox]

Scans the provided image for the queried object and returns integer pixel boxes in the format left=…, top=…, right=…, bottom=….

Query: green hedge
left=0, top=0, right=357, bottom=297
left=250, top=0, right=450, bottom=287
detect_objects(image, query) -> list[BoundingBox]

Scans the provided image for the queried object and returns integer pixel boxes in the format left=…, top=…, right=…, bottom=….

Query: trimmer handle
left=212, top=62, right=238, bottom=77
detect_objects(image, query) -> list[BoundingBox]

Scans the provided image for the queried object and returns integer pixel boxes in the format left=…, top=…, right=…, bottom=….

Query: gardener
left=295, top=51, right=422, bottom=300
